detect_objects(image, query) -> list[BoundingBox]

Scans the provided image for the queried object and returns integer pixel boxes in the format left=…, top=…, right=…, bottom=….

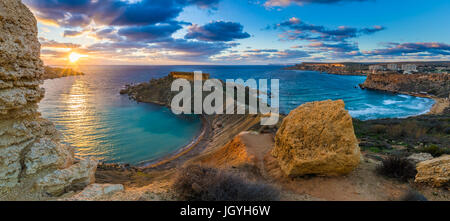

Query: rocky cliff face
left=361, top=73, right=450, bottom=98
left=272, top=100, right=360, bottom=177
left=0, top=0, right=96, bottom=200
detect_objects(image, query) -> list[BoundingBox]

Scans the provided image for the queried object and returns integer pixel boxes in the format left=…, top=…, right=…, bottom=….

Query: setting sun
left=69, top=52, right=87, bottom=63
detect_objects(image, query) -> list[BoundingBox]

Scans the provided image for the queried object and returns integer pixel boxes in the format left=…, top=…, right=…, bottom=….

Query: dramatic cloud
left=91, top=28, right=123, bottom=42
left=265, top=0, right=368, bottom=7
left=275, top=17, right=384, bottom=42
left=118, top=23, right=183, bottom=42
left=363, top=42, right=450, bottom=56
left=24, top=0, right=220, bottom=28
left=185, top=21, right=250, bottom=42
left=156, top=39, right=237, bottom=58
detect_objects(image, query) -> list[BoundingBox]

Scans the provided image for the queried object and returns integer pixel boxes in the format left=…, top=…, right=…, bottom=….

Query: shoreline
left=138, top=114, right=209, bottom=169
left=108, top=72, right=448, bottom=169
left=360, top=86, right=449, bottom=116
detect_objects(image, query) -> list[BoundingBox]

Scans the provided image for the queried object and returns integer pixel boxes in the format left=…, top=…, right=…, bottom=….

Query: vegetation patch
left=376, top=155, right=417, bottom=182
left=173, top=165, right=280, bottom=201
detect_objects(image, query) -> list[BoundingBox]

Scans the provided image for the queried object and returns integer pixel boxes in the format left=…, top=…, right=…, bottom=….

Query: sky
left=23, top=0, right=450, bottom=65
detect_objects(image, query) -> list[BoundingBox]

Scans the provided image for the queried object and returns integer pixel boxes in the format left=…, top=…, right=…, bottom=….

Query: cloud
left=306, top=42, right=358, bottom=52
left=24, top=0, right=220, bottom=28
left=275, top=17, right=384, bottom=42
left=39, top=37, right=81, bottom=48
left=363, top=42, right=450, bottom=56
left=63, top=30, right=85, bottom=37
left=91, top=28, right=123, bottom=42
left=264, top=0, right=368, bottom=7
left=213, top=48, right=310, bottom=63
left=156, top=39, right=236, bottom=58
left=185, top=21, right=250, bottom=42
left=118, top=23, right=183, bottom=42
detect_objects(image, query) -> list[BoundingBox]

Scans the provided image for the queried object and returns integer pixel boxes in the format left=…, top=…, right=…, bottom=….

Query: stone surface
left=272, top=100, right=361, bottom=176
left=65, top=184, right=124, bottom=201
left=407, top=153, right=434, bottom=165
left=0, top=0, right=97, bottom=199
left=199, top=131, right=273, bottom=170
left=415, top=155, right=449, bottom=187
left=36, top=158, right=98, bottom=196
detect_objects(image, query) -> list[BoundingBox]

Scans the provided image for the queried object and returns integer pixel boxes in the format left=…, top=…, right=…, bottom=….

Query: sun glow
left=69, top=52, right=87, bottom=63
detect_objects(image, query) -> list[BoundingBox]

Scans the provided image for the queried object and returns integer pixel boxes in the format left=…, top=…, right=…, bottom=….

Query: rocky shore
left=42, top=66, right=84, bottom=80
left=360, top=72, right=450, bottom=99
left=112, top=74, right=449, bottom=201
left=1, top=0, right=448, bottom=201
left=285, top=63, right=368, bottom=76
left=360, top=72, right=450, bottom=115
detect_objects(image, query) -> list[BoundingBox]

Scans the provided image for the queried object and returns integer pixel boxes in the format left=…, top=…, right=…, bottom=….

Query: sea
left=39, top=65, right=435, bottom=165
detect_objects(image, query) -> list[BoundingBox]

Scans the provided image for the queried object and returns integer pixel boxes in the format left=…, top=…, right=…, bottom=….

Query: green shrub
left=369, top=124, right=388, bottom=134
left=417, top=145, right=450, bottom=157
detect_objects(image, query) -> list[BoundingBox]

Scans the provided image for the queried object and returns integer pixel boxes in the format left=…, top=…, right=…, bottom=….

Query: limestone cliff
left=361, top=73, right=450, bottom=98
left=0, top=0, right=96, bottom=200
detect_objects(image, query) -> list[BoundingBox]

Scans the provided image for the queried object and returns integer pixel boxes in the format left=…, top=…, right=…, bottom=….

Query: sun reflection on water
left=60, top=79, right=109, bottom=161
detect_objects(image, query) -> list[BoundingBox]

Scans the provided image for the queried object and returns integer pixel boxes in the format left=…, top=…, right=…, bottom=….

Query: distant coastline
left=43, top=66, right=84, bottom=80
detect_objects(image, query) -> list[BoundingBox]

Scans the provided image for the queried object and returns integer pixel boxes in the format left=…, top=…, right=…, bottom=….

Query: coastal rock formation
left=43, top=66, right=84, bottom=80
left=0, top=0, right=96, bottom=199
left=361, top=73, right=450, bottom=98
left=415, top=155, right=449, bottom=187
left=272, top=100, right=361, bottom=176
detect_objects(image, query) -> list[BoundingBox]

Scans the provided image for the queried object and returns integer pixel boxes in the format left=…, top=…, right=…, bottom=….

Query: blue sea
left=39, top=65, right=435, bottom=165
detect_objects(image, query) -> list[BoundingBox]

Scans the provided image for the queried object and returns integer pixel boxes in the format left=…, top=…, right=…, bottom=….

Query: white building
left=387, top=64, right=398, bottom=71
left=401, top=64, right=417, bottom=74
left=369, top=65, right=384, bottom=74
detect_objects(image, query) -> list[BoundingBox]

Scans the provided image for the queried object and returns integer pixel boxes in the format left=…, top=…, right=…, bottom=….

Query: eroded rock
left=36, top=158, right=98, bottom=196
left=0, top=0, right=97, bottom=199
left=415, top=155, right=449, bottom=187
left=272, top=100, right=361, bottom=176
left=66, top=184, right=125, bottom=201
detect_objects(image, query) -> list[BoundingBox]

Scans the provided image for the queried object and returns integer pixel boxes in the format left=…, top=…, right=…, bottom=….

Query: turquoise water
left=39, top=65, right=434, bottom=165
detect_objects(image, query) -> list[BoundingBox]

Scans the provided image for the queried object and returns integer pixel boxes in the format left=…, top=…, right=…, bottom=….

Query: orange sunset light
left=69, top=52, right=87, bottom=63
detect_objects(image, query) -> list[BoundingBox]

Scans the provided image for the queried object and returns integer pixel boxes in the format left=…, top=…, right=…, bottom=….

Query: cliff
left=0, top=0, right=96, bottom=200
left=361, top=73, right=450, bottom=98
left=285, top=63, right=368, bottom=76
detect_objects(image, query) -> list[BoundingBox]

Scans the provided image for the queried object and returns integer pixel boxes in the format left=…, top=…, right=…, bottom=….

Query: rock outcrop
left=198, top=131, right=273, bottom=170
left=272, top=100, right=360, bottom=177
left=0, top=0, right=96, bottom=200
left=65, top=184, right=124, bottom=201
left=361, top=73, right=450, bottom=98
left=42, top=66, right=84, bottom=80
left=415, top=155, right=449, bottom=187
left=407, top=153, right=434, bottom=165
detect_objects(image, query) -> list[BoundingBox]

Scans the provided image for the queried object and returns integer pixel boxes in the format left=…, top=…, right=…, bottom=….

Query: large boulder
left=272, top=100, right=360, bottom=176
left=415, top=155, right=449, bottom=187
left=0, top=0, right=97, bottom=199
